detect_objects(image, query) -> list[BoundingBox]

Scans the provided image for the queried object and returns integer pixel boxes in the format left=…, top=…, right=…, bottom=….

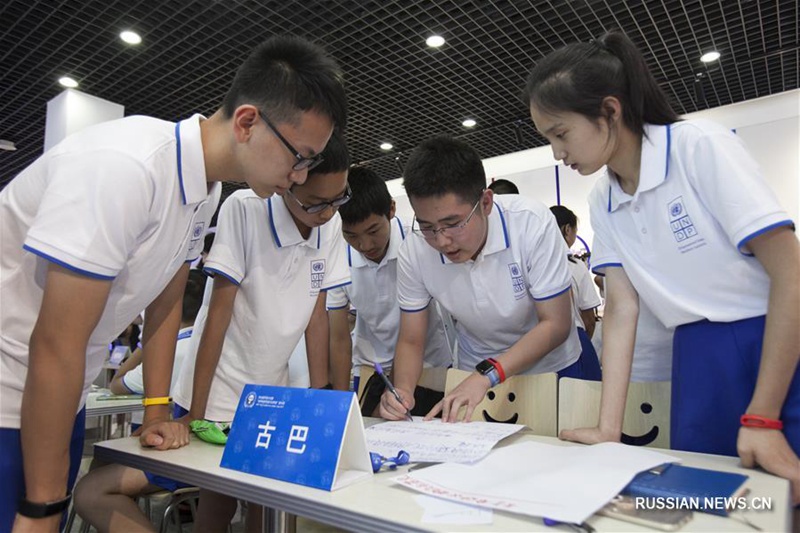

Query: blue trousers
left=672, top=316, right=800, bottom=457
left=557, top=327, right=602, bottom=381
left=0, top=408, right=86, bottom=532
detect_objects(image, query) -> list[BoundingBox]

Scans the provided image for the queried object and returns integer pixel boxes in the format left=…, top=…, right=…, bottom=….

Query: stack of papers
left=394, top=440, right=679, bottom=524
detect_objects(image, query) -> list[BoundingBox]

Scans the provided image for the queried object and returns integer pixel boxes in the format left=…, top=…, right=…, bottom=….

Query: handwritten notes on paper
left=365, top=418, right=523, bottom=463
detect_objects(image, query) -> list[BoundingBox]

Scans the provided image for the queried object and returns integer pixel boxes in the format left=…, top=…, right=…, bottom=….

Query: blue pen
left=543, top=518, right=596, bottom=533
left=374, top=362, right=413, bottom=422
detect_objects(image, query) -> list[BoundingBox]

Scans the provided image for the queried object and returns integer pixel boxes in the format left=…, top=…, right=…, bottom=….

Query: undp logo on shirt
left=670, top=202, right=683, bottom=217
left=310, top=260, right=326, bottom=294
left=508, top=262, right=526, bottom=300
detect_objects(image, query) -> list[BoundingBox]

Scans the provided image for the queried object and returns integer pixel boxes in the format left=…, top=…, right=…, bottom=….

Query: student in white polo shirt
left=549, top=205, right=601, bottom=340
left=172, top=134, right=351, bottom=532
left=72, top=269, right=206, bottom=532
left=381, top=137, right=600, bottom=423
left=327, top=167, right=453, bottom=415
left=0, top=36, right=347, bottom=531
left=526, top=30, right=800, bottom=500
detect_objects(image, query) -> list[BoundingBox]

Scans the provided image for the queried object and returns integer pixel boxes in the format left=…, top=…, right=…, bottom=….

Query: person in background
left=327, top=166, right=452, bottom=416
left=526, top=30, right=799, bottom=501
left=172, top=134, right=351, bottom=532
left=381, top=137, right=600, bottom=424
left=487, top=178, right=519, bottom=195
left=0, top=33, right=347, bottom=533
left=72, top=269, right=207, bottom=533
left=549, top=205, right=600, bottom=339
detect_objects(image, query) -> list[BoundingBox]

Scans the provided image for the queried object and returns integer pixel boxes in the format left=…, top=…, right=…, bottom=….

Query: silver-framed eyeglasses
left=258, top=109, right=325, bottom=171
left=287, top=183, right=352, bottom=214
left=412, top=193, right=484, bottom=239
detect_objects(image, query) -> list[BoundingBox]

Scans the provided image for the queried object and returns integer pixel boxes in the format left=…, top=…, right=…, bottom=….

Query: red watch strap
left=740, top=414, right=783, bottom=430
left=486, top=358, right=506, bottom=383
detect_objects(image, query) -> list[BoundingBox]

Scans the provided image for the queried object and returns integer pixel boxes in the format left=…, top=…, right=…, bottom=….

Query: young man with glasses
left=0, top=35, right=346, bottom=531
left=327, top=167, right=453, bottom=415
left=171, top=133, right=350, bottom=531
left=380, top=136, right=599, bottom=423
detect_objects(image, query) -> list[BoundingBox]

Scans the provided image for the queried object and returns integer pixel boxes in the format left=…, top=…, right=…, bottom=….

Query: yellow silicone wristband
left=142, top=396, right=172, bottom=407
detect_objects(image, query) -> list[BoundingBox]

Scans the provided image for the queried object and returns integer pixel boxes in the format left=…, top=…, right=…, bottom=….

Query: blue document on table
left=220, top=385, right=372, bottom=491
left=622, top=463, right=748, bottom=516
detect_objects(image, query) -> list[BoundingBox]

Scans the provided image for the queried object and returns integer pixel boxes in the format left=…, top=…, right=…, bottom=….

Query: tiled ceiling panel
left=1, top=0, right=797, bottom=197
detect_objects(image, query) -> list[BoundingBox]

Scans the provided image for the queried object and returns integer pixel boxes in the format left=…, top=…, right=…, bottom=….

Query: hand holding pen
left=375, top=362, right=414, bottom=422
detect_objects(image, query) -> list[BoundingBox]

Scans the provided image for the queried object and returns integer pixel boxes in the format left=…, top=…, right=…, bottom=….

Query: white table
left=93, top=426, right=791, bottom=532
left=86, top=391, right=144, bottom=440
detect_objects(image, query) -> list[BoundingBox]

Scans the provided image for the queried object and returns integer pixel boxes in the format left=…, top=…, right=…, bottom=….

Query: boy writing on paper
left=171, top=134, right=351, bottom=532
left=0, top=35, right=346, bottom=531
left=380, top=137, right=600, bottom=423
left=327, top=166, right=452, bottom=416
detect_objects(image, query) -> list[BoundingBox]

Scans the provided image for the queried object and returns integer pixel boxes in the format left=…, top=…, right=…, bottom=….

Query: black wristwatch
left=17, top=493, right=72, bottom=519
left=475, top=358, right=502, bottom=387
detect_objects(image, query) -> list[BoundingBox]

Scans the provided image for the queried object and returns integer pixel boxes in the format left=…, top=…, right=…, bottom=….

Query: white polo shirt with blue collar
left=326, top=217, right=453, bottom=375
left=397, top=194, right=581, bottom=375
left=589, top=119, right=794, bottom=328
left=0, top=114, right=220, bottom=427
left=172, top=191, right=350, bottom=422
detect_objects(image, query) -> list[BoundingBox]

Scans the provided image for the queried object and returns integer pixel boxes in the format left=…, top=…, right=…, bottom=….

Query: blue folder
left=622, top=463, right=749, bottom=516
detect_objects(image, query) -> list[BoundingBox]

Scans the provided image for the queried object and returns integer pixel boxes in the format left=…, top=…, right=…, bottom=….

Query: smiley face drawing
left=620, top=402, right=660, bottom=446
left=481, top=390, right=519, bottom=424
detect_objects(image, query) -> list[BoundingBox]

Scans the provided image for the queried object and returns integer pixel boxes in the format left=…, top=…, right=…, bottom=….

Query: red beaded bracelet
left=740, top=414, right=783, bottom=430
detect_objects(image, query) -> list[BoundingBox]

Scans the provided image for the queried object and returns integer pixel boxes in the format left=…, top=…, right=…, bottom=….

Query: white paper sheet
left=414, top=494, right=493, bottom=525
left=366, top=418, right=524, bottom=463
left=395, top=441, right=679, bottom=524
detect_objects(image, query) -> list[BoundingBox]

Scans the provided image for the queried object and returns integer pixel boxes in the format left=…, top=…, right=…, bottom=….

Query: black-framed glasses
left=287, top=182, right=352, bottom=214
left=412, top=192, right=484, bottom=239
left=258, top=109, right=325, bottom=171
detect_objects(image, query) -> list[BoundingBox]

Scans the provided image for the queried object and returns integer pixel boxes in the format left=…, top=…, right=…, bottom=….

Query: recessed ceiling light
left=426, top=35, right=445, bottom=48
left=120, top=30, right=142, bottom=45
left=0, top=139, right=17, bottom=151
left=58, top=76, right=79, bottom=88
left=700, top=51, right=720, bottom=63
left=380, top=142, right=393, bottom=151
left=462, top=118, right=477, bottom=128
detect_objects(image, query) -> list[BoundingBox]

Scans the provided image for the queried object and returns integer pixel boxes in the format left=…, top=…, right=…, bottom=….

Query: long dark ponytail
left=524, top=31, right=679, bottom=137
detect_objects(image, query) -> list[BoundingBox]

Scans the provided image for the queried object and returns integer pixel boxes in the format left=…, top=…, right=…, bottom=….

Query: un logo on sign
left=244, top=391, right=257, bottom=408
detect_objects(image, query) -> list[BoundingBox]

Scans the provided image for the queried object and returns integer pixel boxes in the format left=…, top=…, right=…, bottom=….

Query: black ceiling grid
left=1, top=0, right=797, bottom=194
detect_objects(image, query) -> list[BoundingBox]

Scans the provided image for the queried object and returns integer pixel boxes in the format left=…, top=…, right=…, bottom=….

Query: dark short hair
left=550, top=205, right=578, bottom=229
left=403, top=136, right=485, bottom=203
left=488, top=179, right=519, bottom=195
left=183, top=270, right=207, bottom=323
left=524, top=31, right=678, bottom=138
left=338, top=166, right=392, bottom=225
left=222, top=35, right=347, bottom=131
left=307, top=130, right=350, bottom=177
